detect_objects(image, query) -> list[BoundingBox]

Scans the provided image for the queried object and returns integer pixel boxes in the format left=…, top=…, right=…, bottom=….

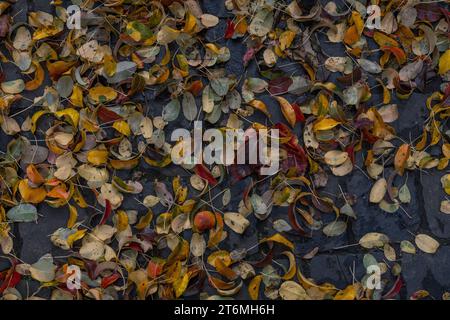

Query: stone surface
left=421, top=171, right=450, bottom=239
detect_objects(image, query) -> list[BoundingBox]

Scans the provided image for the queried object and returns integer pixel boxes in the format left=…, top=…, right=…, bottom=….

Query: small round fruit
left=194, top=211, right=216, bottom=232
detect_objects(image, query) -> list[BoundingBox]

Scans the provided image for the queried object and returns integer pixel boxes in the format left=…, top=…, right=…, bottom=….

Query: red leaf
left=243, top=45, right=262, bottom=66
left=0, top=271, right=21, bottom=294
left=382, top=276, right=403, bottom=299
left=98, top=106, right=123, bottom=123
left=187, top=80, right=204, bottom=96
left=147, top=258, right=165, bottom=279
left=268, top=77, right=293, bottom=95
left=224, top=19, right=235, bottom=39
left=345, top=144, right=355, bottom=165
left=0, top=15, right=10, bottom=38
left=281, top=153, right=308, bottom=176
left=249, top=242, right=274, bottom=268
left=100, top=199, right=112, bottom=225
left=363, top=29, right=375, bottom=38
left=124, top=242, right=144, bottom=252
left=288, top=203, right=309, bottom=236
left=101, top=273, right=120, bottom=288
left=291, top=103, right=305, bottom=123
left=361, top=128, right=378, bottom=144
left=273, top=123, right=293, bottom=139
left=194, top=164, right=218, bottom=186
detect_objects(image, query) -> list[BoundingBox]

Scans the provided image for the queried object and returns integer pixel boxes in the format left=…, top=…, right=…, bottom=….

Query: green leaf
left=399, top=183, right=411, bottom=204
left=363, top=253, right=378, bottom=269
left=182, top=92, right=198, bottom=121
left=162, top=99, right=180, bottom=122
left=340, top=203, right=357, bottom=218
left=323, top=220, right=347, bottom=237
left=30, top=254, right=57, bottom=282
left=210, top=77, right=230, bottom=97
left=7, top=204, right=38, bottom=222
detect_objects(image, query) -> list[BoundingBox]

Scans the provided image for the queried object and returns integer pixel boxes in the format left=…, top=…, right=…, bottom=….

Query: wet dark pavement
left=1, top=0, right=449, bottom=300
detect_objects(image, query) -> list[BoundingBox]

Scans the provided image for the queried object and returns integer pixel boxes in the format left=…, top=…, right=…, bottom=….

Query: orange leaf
left=382, top=46, right=406, bottom=65
left=394, top=144, right=410, bottom=175
left=46, top=60, right=76, bottom=81
left=18, top=179, right=46, bottom=204
left=344, top=25, right=359, bottom=46
left=275, top=96, right=296, bottom=127
left=248, top=99, right=270, bottom=117
left=25, top=61, right=44, bottom=91
left=26, top=164, right=45, bottom=185
left=47, top=185, right=69, bottom=199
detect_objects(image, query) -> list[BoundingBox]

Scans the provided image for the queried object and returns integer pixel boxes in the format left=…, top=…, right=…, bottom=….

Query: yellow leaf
left=439, top=49, right=450, bottom=75
left=275, top=96, right=296, bottom=127
left=183, top=12, right=197, bottom=34
left=54, top=108, right=79, bottom=128
left=352, top=11, right=364, bottom=34
left=281, top=251, right=296, bottom=280
left=143, top=154, right=172, bottom=168
left=103, top=54, right=117, bottom=77
left=87, top=149, right=109, bottom=166
left=115, top=210, right=129, bottom=232
left=430, top=120, right=441, bottom=146
left=279, top=30, right=295, bottom=51
left=31, top=110, right=49, bottom=134
left=161, top=46, right=171, bottom=65
left=248, top=100, right=271, bottom=118
left=248, top=275, right=262, bottom=300
left=207, top=250, right=232, bottom=267
left=297, top=267, right=337, bottom=291
left=70, top=85, right=83, bottom=108
left=135, top=209, right=153, bottom=230
left=67, top=229, right=87, bottom=247
left=373, top=31, right=399, bottom=47
left=437, top=157, right=448, bottom=170
left=443, top=144, right=450, bottom=158
left=33, top=23, right=63, bottom=41
left=205, top=43, right=221, bottom=54
left=313, top=118, right=340, bottom=131
left=174, top=272, right=190, bottom=298
left=73, top=185, right=88, bottom=208
left=334, top=284, right=358, bottom=300
left=376, top=78, right=391, bottom=104
left=415, top=129, right=427, bottom=151
left=260, top=233, right=294, bottom=250
left=112, top=120, right=131, bottom=136
left=67, top=204, right=77, bottom=229
left=88, top=85, right=118, bottom=104
left=179, top=199, right=196, bottom=213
